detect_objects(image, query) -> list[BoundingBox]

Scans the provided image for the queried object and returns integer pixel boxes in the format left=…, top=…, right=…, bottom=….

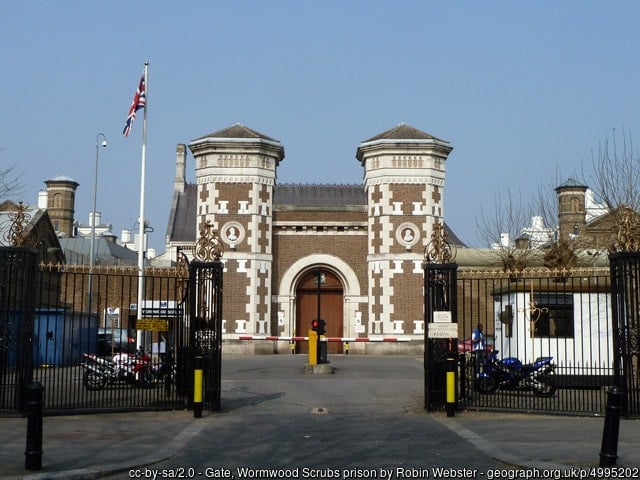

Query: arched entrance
left=295, top=268, right=344, bottom=354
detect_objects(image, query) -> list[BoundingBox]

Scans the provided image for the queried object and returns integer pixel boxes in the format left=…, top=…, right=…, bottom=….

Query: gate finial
left=424, top=221, right=456, bottom=264
left=194, top=221, right=224, bottom=261
left=3, top=201, right=38, bottom=247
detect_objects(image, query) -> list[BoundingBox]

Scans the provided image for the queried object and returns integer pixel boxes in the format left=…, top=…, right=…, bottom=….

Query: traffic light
left=311, top=319, right=326, bottom=335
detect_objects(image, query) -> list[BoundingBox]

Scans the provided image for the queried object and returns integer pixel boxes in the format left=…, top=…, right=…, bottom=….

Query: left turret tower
left=189, top=124, right=285, bottom=341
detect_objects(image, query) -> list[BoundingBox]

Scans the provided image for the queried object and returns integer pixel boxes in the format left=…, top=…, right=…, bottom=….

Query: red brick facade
left=168, top=124, right=453, bottom=353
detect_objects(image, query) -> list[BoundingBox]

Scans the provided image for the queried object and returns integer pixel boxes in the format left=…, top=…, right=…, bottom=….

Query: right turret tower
left=356, top=124, right=453, bottom=337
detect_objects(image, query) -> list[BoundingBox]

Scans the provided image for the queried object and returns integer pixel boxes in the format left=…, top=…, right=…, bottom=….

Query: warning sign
left=427, top=322, right=458, bottom=338
left=136, top=318, right=169, bottom=331
left=433, top=311, right=452, bottom=323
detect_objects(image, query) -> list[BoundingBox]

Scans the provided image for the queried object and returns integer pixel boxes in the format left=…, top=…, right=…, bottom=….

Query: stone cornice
left=196, top=176, right=275, bottom=186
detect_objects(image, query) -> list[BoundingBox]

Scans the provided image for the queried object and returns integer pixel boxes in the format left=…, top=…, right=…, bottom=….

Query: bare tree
left=591, top=129, right=640, bottom=210
left=0, top=162, right=24, bottom=200
left=476, top=188, right=533, bottom=272
left=590, top=129, right=640, bottom=252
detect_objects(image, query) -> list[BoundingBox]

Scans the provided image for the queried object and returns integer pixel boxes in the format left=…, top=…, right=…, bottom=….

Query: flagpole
left=136, top=61, right=149, bottom=349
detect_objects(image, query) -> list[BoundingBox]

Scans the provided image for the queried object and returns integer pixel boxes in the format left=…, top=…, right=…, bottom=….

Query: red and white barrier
left=235, top=335, right=413, bottom=343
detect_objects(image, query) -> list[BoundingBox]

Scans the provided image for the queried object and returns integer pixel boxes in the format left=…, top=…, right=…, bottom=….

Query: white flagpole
left=136, top=61, right=149, bottom=349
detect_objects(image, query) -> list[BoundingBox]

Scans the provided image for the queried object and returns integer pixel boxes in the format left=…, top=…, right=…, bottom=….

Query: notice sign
left=136, top=318, right=169, bottom=332
left=433, top=311, right=451, bottom=323
left=428, top=322, right=458, bottom=338
left=105, top=307, right=120, bottom=328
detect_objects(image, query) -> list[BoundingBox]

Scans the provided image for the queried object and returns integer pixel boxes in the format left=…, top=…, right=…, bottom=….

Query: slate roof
left=556, top=178, right=588, bottom=190
left=362, top=123, right=447, bottom=143
left=441, top=223, right=466, bottom=247
left=192, top=124, right=279, bottom=143
left=58, top=236, right=138, bottom=265
left=166, top=184, right=198, bottom=242
left=46, top=174, right=78, bottom=184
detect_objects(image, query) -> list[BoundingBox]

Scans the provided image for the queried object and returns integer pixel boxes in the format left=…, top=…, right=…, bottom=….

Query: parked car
left=97, top=328, right=137, bottom=356
left=457, top=335, right=494, bottom=354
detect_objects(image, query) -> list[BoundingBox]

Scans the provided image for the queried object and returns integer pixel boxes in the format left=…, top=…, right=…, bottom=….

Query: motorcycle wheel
left=138, top=367, right=156, bottom=388
left=83, top=369, right=107, bottom=391
left=532, top=374, right=556, bottom=397
left=476, top=376, right=498, bottom=394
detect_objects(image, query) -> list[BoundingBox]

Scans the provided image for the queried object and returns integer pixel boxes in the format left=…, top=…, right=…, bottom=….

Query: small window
left=499, top=305, right=513, bottom=338
left=532, top=294, right=574, bottom=338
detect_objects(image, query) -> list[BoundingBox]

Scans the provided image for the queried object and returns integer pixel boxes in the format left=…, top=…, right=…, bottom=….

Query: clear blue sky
left=1, top=1, right=638, bottom=250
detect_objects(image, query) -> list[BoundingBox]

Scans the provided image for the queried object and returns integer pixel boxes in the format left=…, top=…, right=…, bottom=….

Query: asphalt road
left=105, top=354, right=503, bottom=479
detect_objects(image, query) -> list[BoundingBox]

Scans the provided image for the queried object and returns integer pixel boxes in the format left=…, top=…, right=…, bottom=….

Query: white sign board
left=433, top=311, right=452, bottom=323
left=428, top=322, right=458, bottom=338
left=105, top=307, right=120, bottom=328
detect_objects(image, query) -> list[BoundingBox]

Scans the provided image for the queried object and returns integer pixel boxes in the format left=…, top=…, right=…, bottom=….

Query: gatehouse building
left=164, top=123, right=463, bottom=354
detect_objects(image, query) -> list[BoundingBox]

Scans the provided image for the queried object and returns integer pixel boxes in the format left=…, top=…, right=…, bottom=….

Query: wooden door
left=295, top=269, right=343, bottom=354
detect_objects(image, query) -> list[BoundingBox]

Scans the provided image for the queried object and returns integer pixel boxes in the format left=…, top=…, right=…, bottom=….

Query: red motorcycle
left=81, top=349, right=154, bottom=390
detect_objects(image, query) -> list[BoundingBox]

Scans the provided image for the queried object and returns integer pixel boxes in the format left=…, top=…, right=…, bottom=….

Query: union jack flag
left=123, top=73, right=146, bottom=137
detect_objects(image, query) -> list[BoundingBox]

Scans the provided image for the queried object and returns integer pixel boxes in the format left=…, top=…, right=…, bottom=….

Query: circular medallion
left=396, top=222, right=419, bottom=247
left=221, top=221, right=245, bottom=246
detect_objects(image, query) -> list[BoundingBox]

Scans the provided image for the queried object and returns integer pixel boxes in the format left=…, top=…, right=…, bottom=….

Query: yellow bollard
left=194, top=356, right=203, bottom=418
left=308, top=330, right=318, bottom=366
left=446, top=356, right=456, bottom=417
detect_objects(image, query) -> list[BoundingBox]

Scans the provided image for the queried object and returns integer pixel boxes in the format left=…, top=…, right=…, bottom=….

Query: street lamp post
left=88, top=133, right=107, bottom=312
left=90, top=133, right=107, bottom=272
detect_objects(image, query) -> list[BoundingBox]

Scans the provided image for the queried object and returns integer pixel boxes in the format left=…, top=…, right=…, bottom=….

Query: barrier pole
left=308, top=330, right=318, bottom=366
left=193, top=356, right=203, bottom=418
left=319, top=334, right=327, bottom=364
left=345, top=341, right=349, bottom=355
left=446, top=356, right=456, bottom=417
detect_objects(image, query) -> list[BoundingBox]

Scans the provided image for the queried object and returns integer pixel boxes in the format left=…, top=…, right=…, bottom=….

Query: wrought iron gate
left=423, top=223, right=458, bottom=411
left=424, top=262, right=458, bottom=411
left=187, top=259, right=223, bottom=411
left=185, top=222, right=224, bottom=412
left=1, top=248, right=192, bottom=415
left=609, top=252, right=640, bottom=417
left=0, top=247, right=38, bottom=413
left=0, top=221, right=225, bottom=416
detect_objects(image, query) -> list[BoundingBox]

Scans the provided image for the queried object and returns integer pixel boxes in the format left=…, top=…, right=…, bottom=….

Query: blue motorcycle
left=475, top=350, right=556, bottom=397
